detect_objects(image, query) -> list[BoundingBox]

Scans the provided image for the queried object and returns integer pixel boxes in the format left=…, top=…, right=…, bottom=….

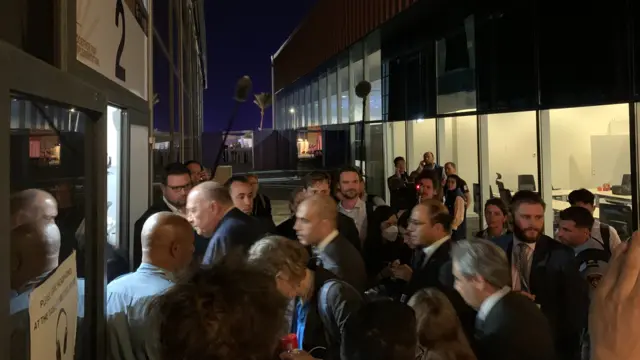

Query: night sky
left=153, top=0, right=317, bottom=133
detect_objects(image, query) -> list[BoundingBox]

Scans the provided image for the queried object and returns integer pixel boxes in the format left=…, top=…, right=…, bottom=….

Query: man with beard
left=337, top=167, right=373, bottom=245
left=134, top=163, right=193, bottom=268
left=493, top=190, right=588, bottom=360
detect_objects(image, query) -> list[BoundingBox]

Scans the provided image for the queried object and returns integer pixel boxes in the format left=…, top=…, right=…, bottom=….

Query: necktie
left=516, top=243, right=532, bottom=292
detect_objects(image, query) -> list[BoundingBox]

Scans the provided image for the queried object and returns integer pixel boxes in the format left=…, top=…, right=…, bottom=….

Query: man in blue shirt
left=106, top=212, right=195, bottom=360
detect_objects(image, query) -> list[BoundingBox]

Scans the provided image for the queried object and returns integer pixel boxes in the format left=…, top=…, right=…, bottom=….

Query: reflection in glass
left=9, top=95, right=88, bottom=360
left=351, top=43, right=364, bottom=123
left=366, top=33, right=382, bottom=122
left=550, top=104, right=633, bottom=239
left=365, top=124, right=386, bottom=198
left=339, top=63, right=349, bottom=124
left=319, top=75, right=327, bottom=125
left=436, top=15, right=477, bottom=114
left=328, top=69, right=338, bottom=124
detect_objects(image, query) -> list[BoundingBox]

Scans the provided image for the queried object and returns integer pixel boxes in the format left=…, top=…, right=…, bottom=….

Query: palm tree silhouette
left=253, top=92, right=272, bottom=130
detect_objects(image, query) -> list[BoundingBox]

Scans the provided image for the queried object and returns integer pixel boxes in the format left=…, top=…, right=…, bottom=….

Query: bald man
left=187, top=181, right=266, bottom=265
left=9, top=221, right=87, bottom=360
left=10, top=189, right=58, bottom=229
left=106, top=212, right=195, bottom=360
left=295, top=195, right=366, bottom=292
left=10, top=221, right=61, bottom=296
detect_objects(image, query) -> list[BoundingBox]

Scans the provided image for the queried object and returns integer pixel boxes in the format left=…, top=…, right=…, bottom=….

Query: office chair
left=518, top=174, right=536, bottom=192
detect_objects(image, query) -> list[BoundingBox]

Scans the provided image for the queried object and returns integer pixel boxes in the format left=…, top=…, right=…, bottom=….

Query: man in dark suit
left=297, top=171, right=361, bottom=252
left=186, top=181, right=266, bottom=265
left=224, top=175, right=276, bottom=232
left=390, top=200, right=476, bottom=340
left=452, top=238, right=556, bottom=360
left=133, top=163, right=199, bottom=269
left=493, top=191, right=588, bottom=360
left=295, top=194, right=367, bottom=292
left=387, top=156, right=416, bottom=212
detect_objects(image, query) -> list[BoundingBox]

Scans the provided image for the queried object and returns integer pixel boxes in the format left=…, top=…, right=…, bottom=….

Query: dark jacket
left=493, top=234, right=589, bottom=360
left=201, top=208, right=267, bottom=265
left=133, top=201, right=209, bottom=268
left=476, top=291, right=556, bottom=360
left=276, top=213, right=361, bottom=253
left=317, top=234, right=367, bottom=293
left=252, top=193, right=276, bottom=232
left=293, top=266, right=364, bottom=360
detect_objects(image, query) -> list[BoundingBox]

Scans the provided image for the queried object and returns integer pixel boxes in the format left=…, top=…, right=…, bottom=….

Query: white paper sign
left=76, top=0, right=149, bottom=100
left=28, top=252, right=78, bottom=360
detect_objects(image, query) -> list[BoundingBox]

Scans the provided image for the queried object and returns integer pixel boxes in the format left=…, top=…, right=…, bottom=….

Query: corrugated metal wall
left=273, top=0, right=417, bottom=91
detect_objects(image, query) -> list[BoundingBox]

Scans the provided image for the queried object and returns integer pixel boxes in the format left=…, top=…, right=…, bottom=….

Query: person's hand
left=279, top=350, right=316, bottom=360
left=390, top=263, right=413, bottom=282
left=590, top=233, right=640, bottom=360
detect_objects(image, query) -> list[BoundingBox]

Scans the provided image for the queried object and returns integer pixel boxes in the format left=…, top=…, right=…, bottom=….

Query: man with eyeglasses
left=133, top=163, right=193, bottom=269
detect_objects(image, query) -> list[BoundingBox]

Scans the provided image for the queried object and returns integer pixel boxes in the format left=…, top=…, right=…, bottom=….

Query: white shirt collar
left=339, top=198, right=366, bottom=212
left=513, top=236, right=536, bottom=250
left=317, top=229, right=339, bottom=251
left=163, top=197, right=181, bottom=215
left=422, top=235, right=450, bottom=260
left=477, top=286, right=511, bottom=321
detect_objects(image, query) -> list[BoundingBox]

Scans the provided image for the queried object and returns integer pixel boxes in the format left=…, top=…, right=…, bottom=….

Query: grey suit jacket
left=317, top=235, right=367, bottom=293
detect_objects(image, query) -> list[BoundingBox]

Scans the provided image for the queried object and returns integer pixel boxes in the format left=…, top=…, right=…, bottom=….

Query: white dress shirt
left=477, top=286, right=511, bottom=322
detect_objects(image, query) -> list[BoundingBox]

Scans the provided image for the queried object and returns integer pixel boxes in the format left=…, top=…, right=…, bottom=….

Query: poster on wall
left=76, top=0, right=149, bottom=100
left=28, top=252, right=78, bottom=360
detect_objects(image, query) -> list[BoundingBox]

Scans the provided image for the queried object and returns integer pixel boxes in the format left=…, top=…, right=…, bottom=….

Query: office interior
left=272, top=2, right=640, bottom=240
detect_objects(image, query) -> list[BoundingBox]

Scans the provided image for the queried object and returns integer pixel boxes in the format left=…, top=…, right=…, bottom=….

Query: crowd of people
left=7, top=156, right=640, bottom=360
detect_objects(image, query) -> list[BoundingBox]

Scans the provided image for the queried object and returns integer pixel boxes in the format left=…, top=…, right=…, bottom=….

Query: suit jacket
left=404, top=240, right=477, bottom=343
left=476, top=291, right=556, bottom=360
left=277, top=213, right=361, bottom=253
left=133, top=202, right=171, bottom=269
left=493, top=234, right=588, bottom=360
left=252, top=193, right=276, bottom=232
left=133, top=202, right=210, bottom=269
left=318, top=235, right=367, bottom=293
left=294, top=267, right=364, bottom=360
left=337, top=212, right=361, bottom=252
left=201, top=208, right=267, bottom=265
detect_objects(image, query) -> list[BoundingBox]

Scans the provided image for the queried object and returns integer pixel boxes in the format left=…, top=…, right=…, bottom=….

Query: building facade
left=0, top=0, right=206, bottom=358
left=272, top=0, right=640, bottom=239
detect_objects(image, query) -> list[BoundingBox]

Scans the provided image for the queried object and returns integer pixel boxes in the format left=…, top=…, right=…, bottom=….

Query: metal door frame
left=0, top=39, right=108, bottom=360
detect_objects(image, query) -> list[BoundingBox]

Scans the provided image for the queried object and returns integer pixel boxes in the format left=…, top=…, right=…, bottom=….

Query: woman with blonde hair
left=408, top=288, right=477, bottom=360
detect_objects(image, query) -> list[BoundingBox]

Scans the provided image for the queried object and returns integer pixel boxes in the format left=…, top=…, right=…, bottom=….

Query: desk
left=552, top=199, right=600, bottom=219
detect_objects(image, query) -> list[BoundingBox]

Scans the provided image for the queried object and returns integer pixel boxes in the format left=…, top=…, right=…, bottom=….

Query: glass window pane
left=328, top=69, right=338, bottom=124
left=9, top=96, right=88, bottom=360
left=550, top=104, right=633, bottom=239
left=487, top=111, right=538, bottom=191
left=107, top=106, right=123, bottom=253
left=408, top=118, right=437, bottom=169
left=441, top=115, right=479, bottom=236
left=339, top=63, right=349, bottom=124
left=312, top=80, right=319, bottom=126
left=365, top=123, right=385, bottom=198
left=367, top=33, right=382, bottom=122
left=319, top=75, right=327, bottom=125
left=384, top=121, right=407, bottom=203
left=351, top=43, right=364, bottom=123
left=436, top=15, right=477, bottom=114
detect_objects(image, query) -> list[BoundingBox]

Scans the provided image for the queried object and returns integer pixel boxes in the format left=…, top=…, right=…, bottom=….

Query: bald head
left=300, top=195, right=338, bottom=224
left=189, top=181, right=233, bottom=205
left=11, top=221, right=61, bottom=292
left=11, top=189, right=58, bottom=229
left=294, top=195, right=338, bottom=246
left=140, top=212, right=195, bottom=272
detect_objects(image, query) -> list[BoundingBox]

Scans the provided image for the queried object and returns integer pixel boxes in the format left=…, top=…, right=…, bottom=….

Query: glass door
left=0, top=41, right=108, bottom=360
